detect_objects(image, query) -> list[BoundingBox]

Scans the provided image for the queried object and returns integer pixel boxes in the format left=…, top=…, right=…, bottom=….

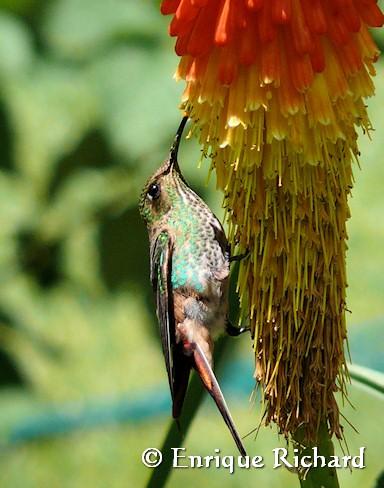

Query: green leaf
left=3, top=62, right=99, bottom=192
left=0, top=12, right=33, bottom=80
left=43, top=0, right=163, bottom=60
left=348, top=363, right=384, bottom=397
left=88, top=45, right=183, bottom=162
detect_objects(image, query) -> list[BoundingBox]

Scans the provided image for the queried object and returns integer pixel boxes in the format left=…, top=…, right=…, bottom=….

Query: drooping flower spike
left=161, top=0, right=383, bottom=441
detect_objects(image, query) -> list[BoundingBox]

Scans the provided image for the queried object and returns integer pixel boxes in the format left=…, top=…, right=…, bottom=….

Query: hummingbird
left=139, top=116, right=247, bottom=456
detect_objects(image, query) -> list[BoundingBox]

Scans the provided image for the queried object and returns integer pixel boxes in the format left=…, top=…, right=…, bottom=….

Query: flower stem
left=294, top=422, right=340, bottom=488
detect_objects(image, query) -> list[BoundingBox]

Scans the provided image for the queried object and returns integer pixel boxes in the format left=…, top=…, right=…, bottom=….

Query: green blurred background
left=0, top=1, right=383, bottom=487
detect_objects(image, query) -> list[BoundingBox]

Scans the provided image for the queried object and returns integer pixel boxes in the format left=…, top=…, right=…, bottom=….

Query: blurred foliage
left=0, top=0, right=183, bottom=397
left=0, top=1, right=383, bottom=487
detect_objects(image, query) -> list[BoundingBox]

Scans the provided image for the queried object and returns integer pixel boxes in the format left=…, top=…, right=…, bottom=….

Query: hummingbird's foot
left=229, top=249, right=250, bottom=263
left=226, top=321, right=251, bottom=337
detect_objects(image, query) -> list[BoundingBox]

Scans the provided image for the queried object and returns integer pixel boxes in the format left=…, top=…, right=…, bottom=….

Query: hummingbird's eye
left=147, top=183, right=161, bottom=200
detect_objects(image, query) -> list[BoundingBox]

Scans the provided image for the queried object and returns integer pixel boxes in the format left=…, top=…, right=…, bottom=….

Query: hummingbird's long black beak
left=169, top=115, right=189, bottom=172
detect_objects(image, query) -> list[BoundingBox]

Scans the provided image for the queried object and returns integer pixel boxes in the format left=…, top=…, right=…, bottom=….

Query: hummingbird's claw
left=229, top=249, right=250, bottom=263
left=226, top=321, right=251, bottom=337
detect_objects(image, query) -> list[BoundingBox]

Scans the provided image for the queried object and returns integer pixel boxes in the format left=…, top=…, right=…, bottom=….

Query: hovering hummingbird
left=139, top=116, right=247, bottom=456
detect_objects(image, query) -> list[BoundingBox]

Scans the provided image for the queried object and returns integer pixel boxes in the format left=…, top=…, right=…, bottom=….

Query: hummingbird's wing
left=150, top=232, right=193, bottom=418
left=150, top=231, right=175, bottom=400
left=177, top=324, right=247, bottom=457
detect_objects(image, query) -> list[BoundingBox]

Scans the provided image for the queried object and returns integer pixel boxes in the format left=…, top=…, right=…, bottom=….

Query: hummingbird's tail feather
left=172, top=348, right=191, bottom=419
left=192, top=342, right=247, bottom=457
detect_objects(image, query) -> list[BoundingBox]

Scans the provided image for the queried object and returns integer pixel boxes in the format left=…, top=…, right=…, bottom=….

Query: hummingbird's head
left=139, top=116, right=189, bottom=230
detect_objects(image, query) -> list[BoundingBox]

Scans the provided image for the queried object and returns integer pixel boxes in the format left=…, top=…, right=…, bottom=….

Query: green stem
left=294, top=422, right=340, bottom=488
